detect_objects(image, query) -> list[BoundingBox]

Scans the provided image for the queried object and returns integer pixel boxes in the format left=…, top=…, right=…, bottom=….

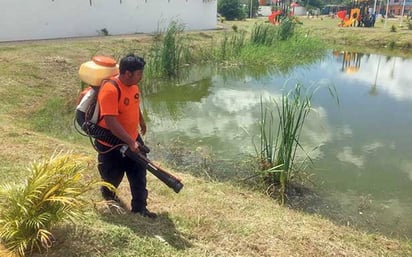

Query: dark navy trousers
left=95, top=140, right=148, bottom=212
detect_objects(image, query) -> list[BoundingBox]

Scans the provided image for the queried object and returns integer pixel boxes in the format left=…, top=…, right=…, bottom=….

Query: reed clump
left=256, top=83, right=338, bottom=204
left=215, top=20, right=311, bottom=67
left=218, top=30, right=247, bottom=61
left=146, top=21, right=190, bottom=78
left=250, top=23, right=278, bottom=46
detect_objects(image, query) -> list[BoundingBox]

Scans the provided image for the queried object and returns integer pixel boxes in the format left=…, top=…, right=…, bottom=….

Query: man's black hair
left=119, top=54, right=145, bottom=74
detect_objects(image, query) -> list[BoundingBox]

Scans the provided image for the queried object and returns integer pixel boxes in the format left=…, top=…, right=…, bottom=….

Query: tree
left=218, top=0, right=246, bottom=20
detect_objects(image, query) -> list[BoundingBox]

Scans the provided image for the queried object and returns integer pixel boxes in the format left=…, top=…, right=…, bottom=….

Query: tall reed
left=250, top=23, right=278, bottom=46
left=278, top=17, right=296, bottom=41
left=0, top=153, right=114, bottom=257
left=257, top=83, right=338, bottom=204
left=218, top=31, right=246, bottom=61
left=146, top=21, right=189, bottom=78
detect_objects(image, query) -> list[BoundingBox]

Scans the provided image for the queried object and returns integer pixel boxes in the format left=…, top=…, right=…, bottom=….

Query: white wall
left=258, top=5, right=307, bottom=17
left=0, top=0, right=217, bottom=42
left=258, top=6, right=272, bottom=16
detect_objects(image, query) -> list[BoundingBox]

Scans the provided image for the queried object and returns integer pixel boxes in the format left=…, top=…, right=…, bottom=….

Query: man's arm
left=104, top=115, right=139, bottom=152
left=139, top=109, right=146, bottom=135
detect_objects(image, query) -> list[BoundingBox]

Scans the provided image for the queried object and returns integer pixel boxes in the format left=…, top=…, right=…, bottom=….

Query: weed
left=387, top=41, right=396, bottom=49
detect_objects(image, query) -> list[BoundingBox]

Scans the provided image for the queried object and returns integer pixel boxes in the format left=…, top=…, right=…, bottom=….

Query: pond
left=142, top=51, right=412, bottom=239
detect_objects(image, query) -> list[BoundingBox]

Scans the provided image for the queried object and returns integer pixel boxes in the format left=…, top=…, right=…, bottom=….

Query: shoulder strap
left=102, top=79, right=121, bottom=101
left=97, top=79, right=121, bottom=123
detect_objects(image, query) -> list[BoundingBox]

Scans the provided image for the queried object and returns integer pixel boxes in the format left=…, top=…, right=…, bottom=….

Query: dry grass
left=300, top=16, right=411, bottom=50
left=127, top=173, right=410, bottom=257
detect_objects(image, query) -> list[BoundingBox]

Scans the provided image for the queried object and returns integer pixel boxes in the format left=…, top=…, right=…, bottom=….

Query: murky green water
left=142, top=51, right=412, bottom=238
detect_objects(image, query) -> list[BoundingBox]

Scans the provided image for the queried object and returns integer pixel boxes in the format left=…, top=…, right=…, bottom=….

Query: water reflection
left=145, top=77, right=331, bottom=162
left=330, top=51, right=412, bottom=101
left=332, top=51, right=363, bottom=74
left=142, top=51, right=412, bottom=238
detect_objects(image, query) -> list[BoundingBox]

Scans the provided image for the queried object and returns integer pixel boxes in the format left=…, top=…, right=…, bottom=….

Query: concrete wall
left=258, top=6, right=272, bottom=16
left=258, top=6, right=307, bottom=16
left=0, top=0, right=217, bottom=42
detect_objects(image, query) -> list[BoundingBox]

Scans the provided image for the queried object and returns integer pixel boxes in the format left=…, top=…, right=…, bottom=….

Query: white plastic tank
left=78, top=56, right=119, bottom=86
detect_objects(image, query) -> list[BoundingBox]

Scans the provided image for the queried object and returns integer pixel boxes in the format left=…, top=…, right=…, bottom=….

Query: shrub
left=218, top=0, right=245, bottom=21
left=99, top=28, right=109, bottom=36
left=278, top=17, right=296, bottom=41
left=0, top=153, right=113, bottom=257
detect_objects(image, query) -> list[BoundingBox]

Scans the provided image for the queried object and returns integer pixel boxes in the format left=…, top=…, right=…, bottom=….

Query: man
left=95, top=54, right=156, bottom=219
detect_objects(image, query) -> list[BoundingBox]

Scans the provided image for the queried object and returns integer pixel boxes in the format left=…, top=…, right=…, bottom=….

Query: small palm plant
left=0, top=153, right=113, bottom=257
left=256, top=83, right=338, bottom=204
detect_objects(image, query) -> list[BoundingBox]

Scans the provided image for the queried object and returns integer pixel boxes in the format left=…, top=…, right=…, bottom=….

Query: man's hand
left=129, top=141, right=140, bottom=153
left=104, top=115, right=139, bottom=152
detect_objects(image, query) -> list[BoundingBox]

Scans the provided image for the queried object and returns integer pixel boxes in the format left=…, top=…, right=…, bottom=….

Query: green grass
left=214, top=20, right=326, bottom=69
left=223, top=17, right=412, bottom=57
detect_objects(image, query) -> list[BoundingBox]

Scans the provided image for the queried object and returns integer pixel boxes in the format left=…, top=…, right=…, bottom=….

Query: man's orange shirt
left=97, top=77, right=140, bottom=144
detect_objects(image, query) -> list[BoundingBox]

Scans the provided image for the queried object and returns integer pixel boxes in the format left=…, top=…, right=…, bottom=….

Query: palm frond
left=0, top=152, right=104, bottom=256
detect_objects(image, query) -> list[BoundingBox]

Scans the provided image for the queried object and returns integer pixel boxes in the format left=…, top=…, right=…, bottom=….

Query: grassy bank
left=1, top=18, right=412, bottom=256
left=222, top=16, right=412, bottom=58
left=0, top=128, right=411, bottom=257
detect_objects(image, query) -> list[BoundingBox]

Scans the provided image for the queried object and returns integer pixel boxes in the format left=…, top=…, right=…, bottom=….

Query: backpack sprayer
left=75, top=56, right=183, bottom=193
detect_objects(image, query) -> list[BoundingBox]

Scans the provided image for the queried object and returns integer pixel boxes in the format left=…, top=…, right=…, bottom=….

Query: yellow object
left=342, top=8, right=360, bottom=27
left=345, top=66, right=359, bottom=74
left=78, top=56, right=119, bottom=86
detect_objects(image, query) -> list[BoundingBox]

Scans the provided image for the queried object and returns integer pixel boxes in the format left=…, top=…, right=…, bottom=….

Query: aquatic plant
left=146, top=21, right=189, bottom=78
left=256, top=83, right=338, bottom=204
left=218, top=30, right=246, bottom=61
left=250, top=23, right=278, bottom=46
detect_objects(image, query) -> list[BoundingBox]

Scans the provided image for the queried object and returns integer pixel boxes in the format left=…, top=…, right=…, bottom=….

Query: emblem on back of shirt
left=124, top=98, right=129, bottom=106
left=135, top=93, right=139, bottom=100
